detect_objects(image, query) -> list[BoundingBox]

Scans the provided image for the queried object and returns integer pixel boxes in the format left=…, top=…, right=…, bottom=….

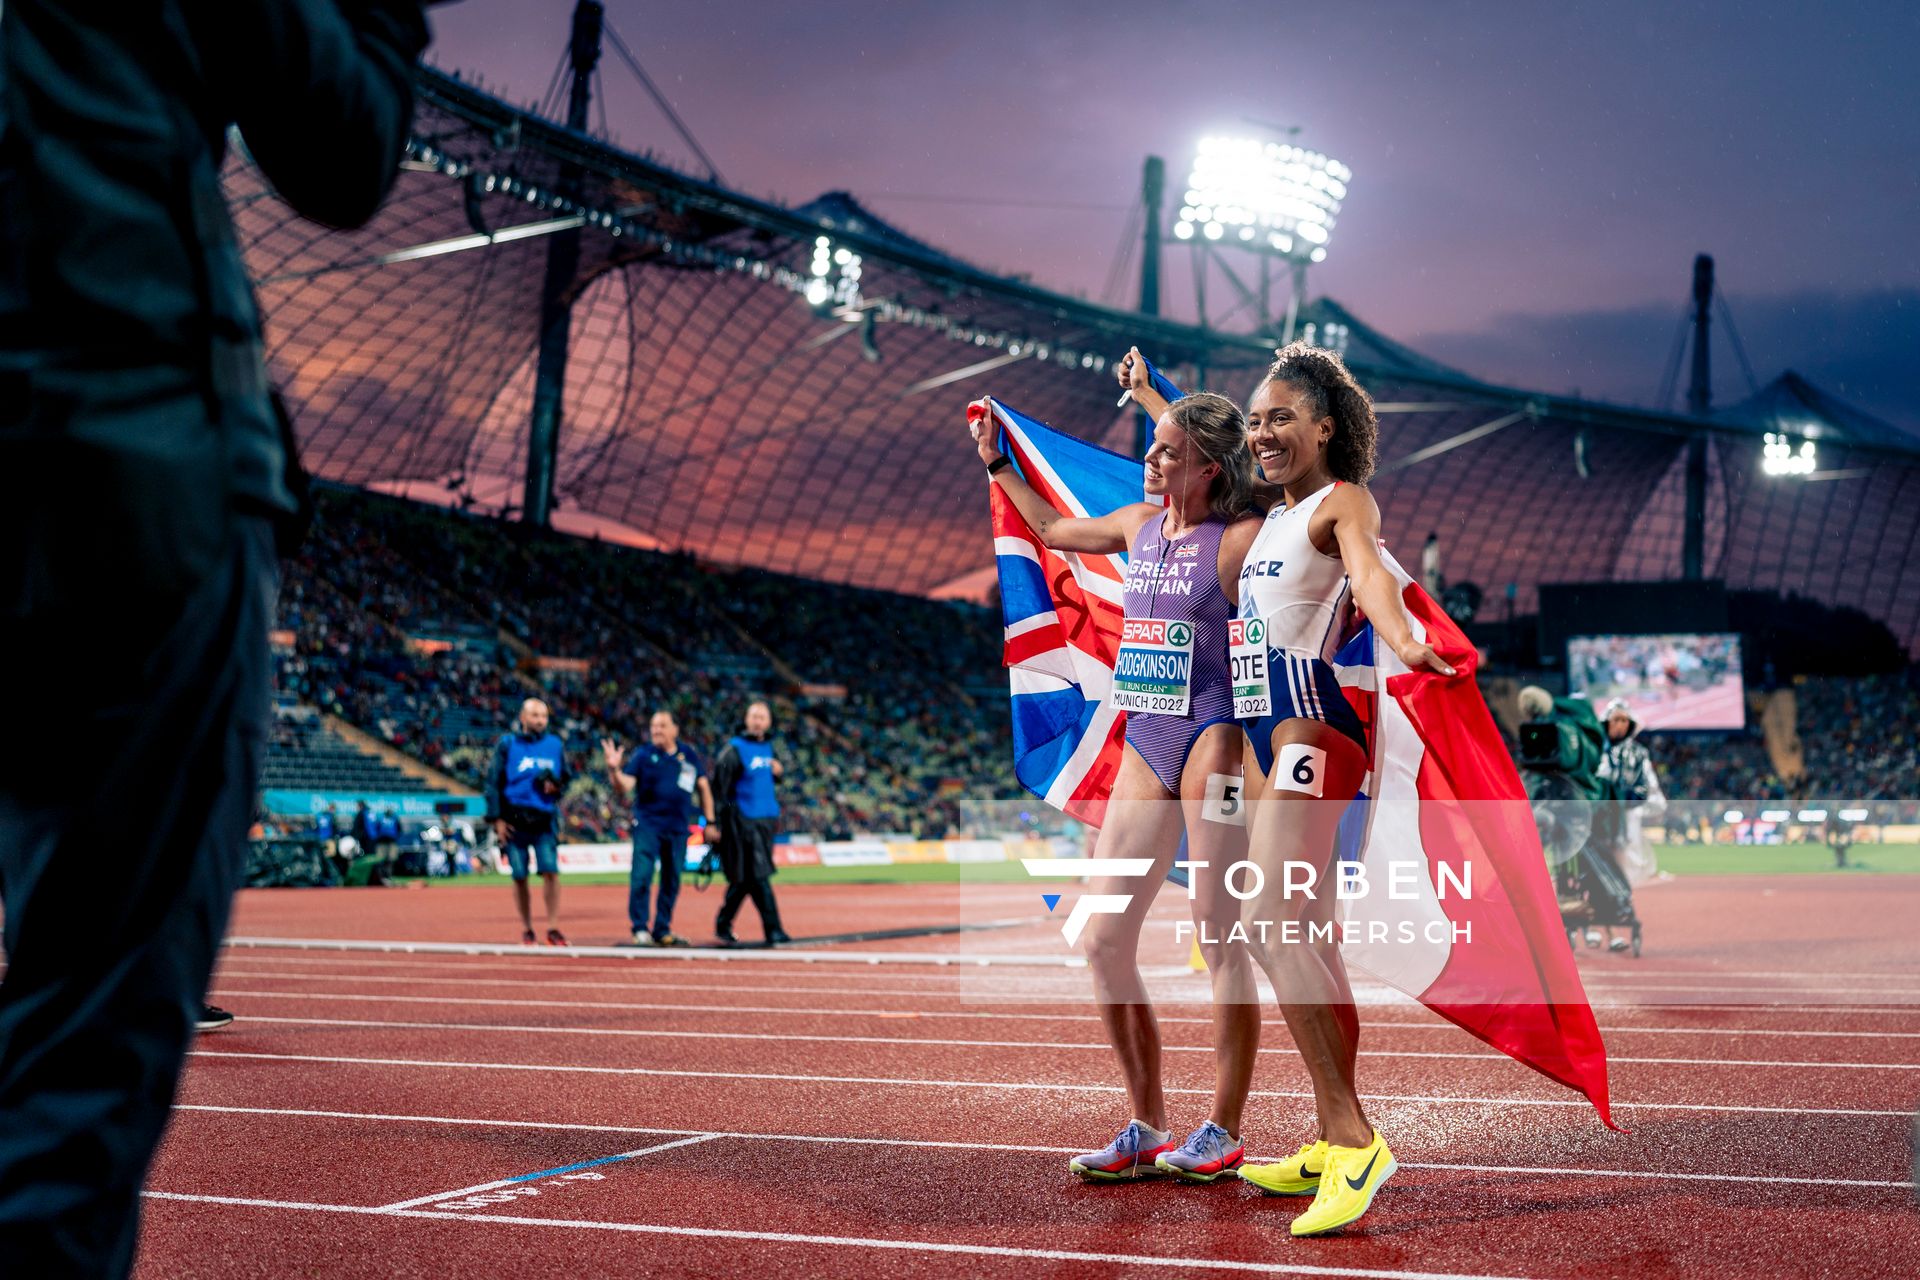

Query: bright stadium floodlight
left=1762, top=431, right=1817, bottom=476
left=1760, top=809, right=1792, bottom=823
left=1723, top=809, right=1743, bottom=823
left=1172, top=135, right=1350, bottom=263
left=1797, top=809, right=1828, bottom=823
left=1838, top=808, right=1871, bottom=821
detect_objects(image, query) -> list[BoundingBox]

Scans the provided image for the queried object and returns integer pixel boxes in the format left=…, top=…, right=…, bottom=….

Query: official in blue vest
left=604, top=711, right=713, bottom=948
left=708, top=701, right=790, bottom=947
left=485, top=698, right=572, bottom=945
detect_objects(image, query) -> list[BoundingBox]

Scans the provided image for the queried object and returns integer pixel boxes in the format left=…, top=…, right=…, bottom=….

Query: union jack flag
left=972, top=396, right=1137, bottom=826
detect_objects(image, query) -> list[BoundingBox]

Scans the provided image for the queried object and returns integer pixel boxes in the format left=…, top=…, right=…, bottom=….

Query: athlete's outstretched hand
left=1394, top=639, right=1457, bottom=678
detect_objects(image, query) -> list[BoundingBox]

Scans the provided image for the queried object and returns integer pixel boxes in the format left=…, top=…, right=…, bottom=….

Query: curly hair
left=1262, top=341, right=1378, bottom=485
left=1164, top=391, right=1254, bottom=519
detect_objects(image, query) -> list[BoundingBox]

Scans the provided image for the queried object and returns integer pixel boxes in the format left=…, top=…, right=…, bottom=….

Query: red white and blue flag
left=1327, top=552, right=1617, bottom=1129
left=975, top=386, right=1615, bottom=1128
left=974, top=396, right=1138, bottom=826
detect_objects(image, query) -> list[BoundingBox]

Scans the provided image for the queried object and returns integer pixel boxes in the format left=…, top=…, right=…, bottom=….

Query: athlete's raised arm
left=1115, top=346, right=1173, bottom=423
left=1324, top=484, right=1455, bottom=676
left=971, top=400, right=1157, bottom=554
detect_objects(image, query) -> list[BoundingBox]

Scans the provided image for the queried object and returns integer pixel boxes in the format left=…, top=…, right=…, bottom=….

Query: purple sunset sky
left=426, top=0, right=1920, bottom=431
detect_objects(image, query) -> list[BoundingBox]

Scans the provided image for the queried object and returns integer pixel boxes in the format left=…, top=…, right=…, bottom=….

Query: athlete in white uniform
left=1132, top=342, right=1454, bottom=1236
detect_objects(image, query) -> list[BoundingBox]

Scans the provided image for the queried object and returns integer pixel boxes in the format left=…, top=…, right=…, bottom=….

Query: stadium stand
left=271, top=487, right=1008, bottom=840
left=268, top=486, right=1920, bottom=843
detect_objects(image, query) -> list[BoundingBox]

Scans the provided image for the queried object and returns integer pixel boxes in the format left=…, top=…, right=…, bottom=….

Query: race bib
left=1110, top=617, right=1194, bottom=716
left=1272, top=742, right=1328, bottom=797
left=1202, top=771, right=1247, bottom=826
left=678, top=760, right=698, bottom=793
left=1228, top=618, right=1271, bottom=719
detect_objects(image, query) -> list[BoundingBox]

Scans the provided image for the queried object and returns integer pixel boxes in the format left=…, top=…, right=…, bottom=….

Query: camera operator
left=0, top=4, right=431, bottom=1273
left=486, top=698, right=572, bottom=946
left=1597, top=698, right=1667, bottom=887
left=1518, top=686, right=1643, bottom=951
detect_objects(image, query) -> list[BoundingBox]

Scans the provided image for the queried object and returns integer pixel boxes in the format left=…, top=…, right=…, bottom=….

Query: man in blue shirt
left=604, top=711, right=713, bottom=948
left=708, top=701, right=791, bottom=947
left=485, top=698, right=571, bottom=945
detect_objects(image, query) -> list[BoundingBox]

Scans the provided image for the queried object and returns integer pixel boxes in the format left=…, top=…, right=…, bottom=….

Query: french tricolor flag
left=1329, top=552, right=1618, bottom=1129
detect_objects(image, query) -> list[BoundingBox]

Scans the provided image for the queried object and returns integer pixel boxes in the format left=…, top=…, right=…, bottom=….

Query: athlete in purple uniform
left=975, top=380, right=1263, bottom=1184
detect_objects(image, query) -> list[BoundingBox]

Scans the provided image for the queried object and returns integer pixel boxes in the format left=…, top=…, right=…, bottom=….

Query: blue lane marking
left=506, top=1150, right=654, bottom=1183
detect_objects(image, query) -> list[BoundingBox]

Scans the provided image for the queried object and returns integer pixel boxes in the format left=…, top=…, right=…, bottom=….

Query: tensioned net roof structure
left=230, top=69, right=1920, bottom=656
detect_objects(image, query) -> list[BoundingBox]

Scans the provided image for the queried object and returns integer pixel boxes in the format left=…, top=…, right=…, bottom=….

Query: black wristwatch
left=986, top=455, right=1012, bottom=476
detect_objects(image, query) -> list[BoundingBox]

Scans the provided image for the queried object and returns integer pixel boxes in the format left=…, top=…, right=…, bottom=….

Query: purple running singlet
left=1119, top=510, right=1237, bottom=793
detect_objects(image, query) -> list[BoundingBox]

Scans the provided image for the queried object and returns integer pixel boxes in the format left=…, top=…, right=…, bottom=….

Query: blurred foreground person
left=0, top=4, right=430, bottom=1274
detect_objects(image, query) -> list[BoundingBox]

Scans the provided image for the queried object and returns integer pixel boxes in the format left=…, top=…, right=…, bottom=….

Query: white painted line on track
left=224, top=940, right=1920, bottom=995
left=186, top=1049, right=1912, bottom=1117
left=169, top=1104, right=1920, bottom=1190
left=205, top=968, right=1920, bottom=1010
left=228, top=936, right=1078, bottom=967
left=226, top=1013, right=1920, bottom=1072
left=137, top=1192, right=1548, bottom=1280
left=209, top=988, right=1920, bottom=1040
left=374, top=1134, right=720, bottom=1211
left=217, top=950, right=1920, bottom=987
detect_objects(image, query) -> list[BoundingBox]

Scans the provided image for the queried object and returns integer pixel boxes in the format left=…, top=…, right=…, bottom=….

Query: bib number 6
left=1272, top=742, right=1328, bottom=798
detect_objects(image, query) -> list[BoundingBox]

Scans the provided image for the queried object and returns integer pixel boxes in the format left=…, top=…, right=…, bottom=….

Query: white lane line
left=227, top=937, right=1077, bottom=968
left=218, top=951, right=1920, bottom=986
left=186, top=1049, right=1912, bottom=1117
left=209, top=989, right=1920, bottom=1040
left=205, top=969, right=1920, bottom=1010
left=138, top=1191, right=1547, bottom=1280
left=169, top=1104, right=1920, bottom=1190
left=224, top=943, right=1920, bottom=994
left=225, top=1014, right=1920, bottom=1072
left=374, top=1134, right=719, bottom=1211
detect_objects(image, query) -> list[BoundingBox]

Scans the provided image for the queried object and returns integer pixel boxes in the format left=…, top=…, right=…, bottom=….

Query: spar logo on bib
left=1111, top=618, right=1196, bottom=715
left=1230, top=618, right=1265, bottom=648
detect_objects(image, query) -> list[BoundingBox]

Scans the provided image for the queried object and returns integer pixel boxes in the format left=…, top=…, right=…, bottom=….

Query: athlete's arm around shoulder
left=1216, top=512, right=1264, bottom=609
left=1324, top=484, right=1455, bottom=676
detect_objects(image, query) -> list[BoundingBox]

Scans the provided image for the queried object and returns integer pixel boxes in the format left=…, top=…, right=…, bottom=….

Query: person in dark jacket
left=486, top=697, right=572, bottom=945
left=708, top=701, right=791, bottom=947
left=604, top=711, right=713, bottom=948
left=0, top=4, right=431, bottom=1275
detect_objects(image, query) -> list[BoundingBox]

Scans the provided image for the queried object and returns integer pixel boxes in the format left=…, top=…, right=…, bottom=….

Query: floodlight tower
left=1165, top=135, right=1350, bottom=343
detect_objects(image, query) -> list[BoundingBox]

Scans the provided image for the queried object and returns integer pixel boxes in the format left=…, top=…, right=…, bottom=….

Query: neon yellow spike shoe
left=1288, top=1131, right=1396, bottom=1236
left=1238, top=1139, right=1327, bottom=1196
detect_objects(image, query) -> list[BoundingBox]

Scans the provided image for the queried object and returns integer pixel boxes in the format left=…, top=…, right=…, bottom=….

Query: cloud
left=1408, top=288, right=1920, bottom=436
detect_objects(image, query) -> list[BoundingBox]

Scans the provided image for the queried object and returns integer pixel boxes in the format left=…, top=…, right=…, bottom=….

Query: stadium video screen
left=1567, top=633, right=1745, bottom=731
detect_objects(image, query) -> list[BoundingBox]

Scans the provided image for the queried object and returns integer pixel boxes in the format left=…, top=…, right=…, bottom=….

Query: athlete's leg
left=1080, top=744, right=1190, bottom=1132
left=1300, top=845, right=1359, bottom=1139
left=1175, top=723, right=1259, bottom=1138
left=1242, top=718, right=1373, bottom=1150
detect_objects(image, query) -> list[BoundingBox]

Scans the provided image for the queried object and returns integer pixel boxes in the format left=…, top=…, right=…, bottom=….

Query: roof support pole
left=524, top=0, right=604, bottom=528
left=1682, top=254, right=1713, bottom=579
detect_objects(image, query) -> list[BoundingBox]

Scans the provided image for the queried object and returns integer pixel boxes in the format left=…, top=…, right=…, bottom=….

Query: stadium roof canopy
left=230, top=68, right=1920, bottom=656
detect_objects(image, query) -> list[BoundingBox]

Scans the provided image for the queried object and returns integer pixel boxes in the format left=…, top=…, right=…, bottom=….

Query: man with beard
left=708, top=701, right=791, bottom=947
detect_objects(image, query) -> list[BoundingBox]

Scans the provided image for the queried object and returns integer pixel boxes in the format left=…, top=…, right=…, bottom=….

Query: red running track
left=133, top=875, right=1920, bottom=1278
